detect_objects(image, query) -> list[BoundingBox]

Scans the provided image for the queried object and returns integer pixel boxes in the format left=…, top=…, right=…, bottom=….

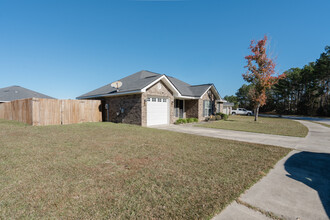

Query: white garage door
left=147, top=97, right=169, bottom=126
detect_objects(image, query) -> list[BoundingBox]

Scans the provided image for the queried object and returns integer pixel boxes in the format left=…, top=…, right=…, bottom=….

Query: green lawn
left=196, top=115, right=308, bottom=137
left=0, top=119, right=290, bottom=219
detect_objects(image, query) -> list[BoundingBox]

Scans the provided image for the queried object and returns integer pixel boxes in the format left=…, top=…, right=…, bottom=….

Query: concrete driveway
left=153, top=121, right=330, bottom=219
left=154, top=120, right=330, bottom=153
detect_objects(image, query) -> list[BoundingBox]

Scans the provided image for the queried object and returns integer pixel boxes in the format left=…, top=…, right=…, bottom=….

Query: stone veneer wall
left=141, top=80, right=175, bottom=126
left=198, top=89, right=217, bottom=121
left=185, top=99, right=199, bottom=118
left=219, top=102, right=224, bottom=113
left=215, top=102, right=224, bottom=114
left=103, top=94, right=142, bottom=125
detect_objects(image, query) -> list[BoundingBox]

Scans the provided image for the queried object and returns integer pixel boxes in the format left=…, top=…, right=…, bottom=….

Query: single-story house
left=0, top=85, right=54, bottom=103
left=77, top=70, right=225, bottom=126
left=222, top=102, right=234, bottom=115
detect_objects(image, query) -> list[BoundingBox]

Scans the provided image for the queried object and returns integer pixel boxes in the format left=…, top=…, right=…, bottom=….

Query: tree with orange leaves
left=243, top=35, right=285, bottom=121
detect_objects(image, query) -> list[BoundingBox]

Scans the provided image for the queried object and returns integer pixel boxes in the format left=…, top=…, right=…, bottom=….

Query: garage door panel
left=147, top=98, right=169, bottom=126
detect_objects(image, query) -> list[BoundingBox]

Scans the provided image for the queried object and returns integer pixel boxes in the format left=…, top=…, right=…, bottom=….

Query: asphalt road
left=259, top=114, right=330, bottom=125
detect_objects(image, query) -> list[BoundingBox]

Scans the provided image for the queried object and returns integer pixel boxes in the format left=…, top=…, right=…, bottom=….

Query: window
left=152, top=98, right=156, bottom=102
left=163, top=99, right=167, bottom=102
left=158, top=98, right=162, bottom=102
left=203, top=100, right=212, bottom=117
left=216, top=103, right=220, bottom=113
left=147, top=98, right=150, bottom=102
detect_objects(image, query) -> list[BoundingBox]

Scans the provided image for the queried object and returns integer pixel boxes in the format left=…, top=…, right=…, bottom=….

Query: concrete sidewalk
left=214, top=150, right=330, bottom=220
left=152, top=120, right=330, bottom=219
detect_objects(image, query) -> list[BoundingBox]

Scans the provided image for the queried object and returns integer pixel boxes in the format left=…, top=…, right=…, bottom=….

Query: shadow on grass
left=284, top=152, right=330, bottom=218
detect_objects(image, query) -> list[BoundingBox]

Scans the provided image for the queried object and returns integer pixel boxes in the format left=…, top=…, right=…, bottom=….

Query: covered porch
left=174, top=99, right=199, bottom=120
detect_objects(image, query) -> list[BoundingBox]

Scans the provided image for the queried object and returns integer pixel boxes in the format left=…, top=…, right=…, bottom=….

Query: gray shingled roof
left=77, top=71, right=163, bottom=98
left=166, top=76, right=212, bottom=97
left=0, top=86, right=55, bottom=102
left=77, top=70, right=218, bottom=99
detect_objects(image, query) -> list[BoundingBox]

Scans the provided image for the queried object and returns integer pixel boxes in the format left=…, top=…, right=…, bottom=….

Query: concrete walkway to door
left=152, top=120, right=330, bottom=219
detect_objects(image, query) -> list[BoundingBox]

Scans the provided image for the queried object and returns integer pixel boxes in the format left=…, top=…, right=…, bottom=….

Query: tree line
left=225, top=46, right=330, bottom=116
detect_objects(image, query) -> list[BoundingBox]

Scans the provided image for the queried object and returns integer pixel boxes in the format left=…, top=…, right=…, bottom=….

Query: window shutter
left=203, top=101, right=205, bottom=117
left=175, top=100, right=178, bottom=117
left=211, top=101, right=213, bottom=115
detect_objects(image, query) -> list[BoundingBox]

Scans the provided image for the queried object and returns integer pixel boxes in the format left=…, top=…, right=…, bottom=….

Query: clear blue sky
left=0, top=0, right=329, bottom=99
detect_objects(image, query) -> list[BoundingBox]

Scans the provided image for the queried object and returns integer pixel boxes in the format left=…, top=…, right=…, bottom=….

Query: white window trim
left=203, top=100, right=212, bottom=117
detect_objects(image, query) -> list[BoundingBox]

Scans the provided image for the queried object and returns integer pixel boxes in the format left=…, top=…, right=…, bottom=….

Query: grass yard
left=196, top=115, right=308, bottom=137
left=0, top=119, right=290, bottom=219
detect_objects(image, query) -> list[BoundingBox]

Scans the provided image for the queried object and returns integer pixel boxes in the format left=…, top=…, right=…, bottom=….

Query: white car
left=231, top=108, right=253, bottom=116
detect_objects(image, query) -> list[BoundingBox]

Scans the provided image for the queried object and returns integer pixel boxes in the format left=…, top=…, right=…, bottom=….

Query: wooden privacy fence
left=0, top=98, right=102, bottom=126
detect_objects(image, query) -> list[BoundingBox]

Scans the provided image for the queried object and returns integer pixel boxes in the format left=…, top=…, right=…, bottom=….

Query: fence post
left=60, top=100, right=64, bottom=125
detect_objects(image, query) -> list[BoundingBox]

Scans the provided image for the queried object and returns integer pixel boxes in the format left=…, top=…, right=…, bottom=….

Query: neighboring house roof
left=0, top=86, right=55, bottom=102
left=223, top=102, right=235, bottom=107
left=77, top=70, right=221, bottom=100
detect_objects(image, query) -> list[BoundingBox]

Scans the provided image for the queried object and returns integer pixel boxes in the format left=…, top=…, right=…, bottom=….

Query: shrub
left=175, top=118, right=188, bottom=124
left=209, top=115, right=216, bottom=121
left=187, top=118, right=194, bottom=123
left=175, top=118, right=184, bottom=124
left=222, top=114, right=229, bottom=121
left=204, top=113, right=229, bottom=122
left=175, top=118, right=198, bottom=124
